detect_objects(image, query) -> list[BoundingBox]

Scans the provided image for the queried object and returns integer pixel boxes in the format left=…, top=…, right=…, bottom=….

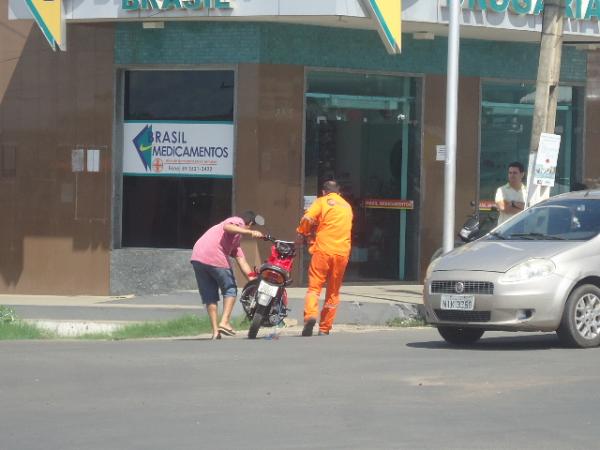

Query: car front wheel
left=557, top=284, right=600, bottom=348
left=437, top=326, right=484, bottom=345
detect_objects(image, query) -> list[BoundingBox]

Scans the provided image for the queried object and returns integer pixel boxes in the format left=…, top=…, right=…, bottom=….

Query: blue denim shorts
left=191, top=261, right=237, bottom=304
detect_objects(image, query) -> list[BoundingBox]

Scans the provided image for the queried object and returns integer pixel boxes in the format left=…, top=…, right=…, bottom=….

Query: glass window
left=121, top=70, right=234, bottom=249
left=480, top=82, right=584, bottom=201
left=122, top=177, right=231, bottom=248
left=125, top=71, right=234, bottom=121
left=492, top=199, right=600, bottom=241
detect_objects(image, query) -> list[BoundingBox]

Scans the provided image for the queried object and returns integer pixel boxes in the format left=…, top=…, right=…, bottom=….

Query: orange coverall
left=297, top=192, right=353, bottom=334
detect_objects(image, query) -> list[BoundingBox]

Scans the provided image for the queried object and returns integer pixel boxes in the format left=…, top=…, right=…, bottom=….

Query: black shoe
left=302, top=318, right=316, bottom=337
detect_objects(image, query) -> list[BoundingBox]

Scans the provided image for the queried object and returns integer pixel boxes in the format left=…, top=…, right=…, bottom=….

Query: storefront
left=2, top=1, right=600, bottom=294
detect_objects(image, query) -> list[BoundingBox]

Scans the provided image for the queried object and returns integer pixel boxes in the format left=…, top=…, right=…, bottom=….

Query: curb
left=23, top=322, right=428, bottom=339
left=21, top=316, right=428, bottom=338
left=12, top=299, right=427, bottom=338
left=25, top=319, right=131, bottom=337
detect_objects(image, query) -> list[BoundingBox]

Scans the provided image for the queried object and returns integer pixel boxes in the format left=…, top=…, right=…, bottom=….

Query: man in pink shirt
left=191, top=211, right=264, bottom=339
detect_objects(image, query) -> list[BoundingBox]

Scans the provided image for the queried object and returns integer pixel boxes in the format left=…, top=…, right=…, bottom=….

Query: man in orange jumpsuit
left=296, top=180, right=353, bottom=336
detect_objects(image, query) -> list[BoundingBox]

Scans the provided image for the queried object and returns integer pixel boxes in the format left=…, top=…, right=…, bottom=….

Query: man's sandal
left=218, top=326, right=236, bottom=336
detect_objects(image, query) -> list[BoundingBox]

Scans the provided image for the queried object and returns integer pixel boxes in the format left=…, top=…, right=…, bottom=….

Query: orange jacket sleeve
left=297, top=197, right=322, bottom=236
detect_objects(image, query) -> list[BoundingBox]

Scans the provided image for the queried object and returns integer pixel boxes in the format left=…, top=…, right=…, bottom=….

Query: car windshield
left=489, top=198, right=600, bottom=241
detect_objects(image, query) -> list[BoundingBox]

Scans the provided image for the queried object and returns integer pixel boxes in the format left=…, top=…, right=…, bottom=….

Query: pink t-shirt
left=190, top=217, right=246, bottom=268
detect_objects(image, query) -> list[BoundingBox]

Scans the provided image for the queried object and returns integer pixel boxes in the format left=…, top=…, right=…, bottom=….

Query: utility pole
left=526, top=0, right=565, bottom=207
left=442, top=0, right=460, bottom=253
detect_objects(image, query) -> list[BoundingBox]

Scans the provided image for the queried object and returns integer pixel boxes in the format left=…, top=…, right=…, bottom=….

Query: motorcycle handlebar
left=262, top=234, right=296, bottom=245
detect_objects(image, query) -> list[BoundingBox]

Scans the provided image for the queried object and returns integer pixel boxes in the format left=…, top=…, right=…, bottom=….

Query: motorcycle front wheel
left=248, top=304, right=266, bottom=339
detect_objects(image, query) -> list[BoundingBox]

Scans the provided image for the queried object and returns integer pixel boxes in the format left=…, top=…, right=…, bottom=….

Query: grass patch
left=386, top=317, right=428, bottom=328
left=0, top=321, right=56, bottom=340
left=79, top=314, right=251, bottom=340
left=0, top=305, right=253, bottom=341
left=0, top=305, right=56, bottom=340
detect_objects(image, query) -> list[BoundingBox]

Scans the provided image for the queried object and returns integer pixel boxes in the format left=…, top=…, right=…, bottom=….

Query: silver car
left=424, top=190, right=600, bottom=348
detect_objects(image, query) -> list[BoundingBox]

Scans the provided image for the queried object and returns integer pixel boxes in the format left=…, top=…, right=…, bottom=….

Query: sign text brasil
left=122, top=0, right=232, bottom=10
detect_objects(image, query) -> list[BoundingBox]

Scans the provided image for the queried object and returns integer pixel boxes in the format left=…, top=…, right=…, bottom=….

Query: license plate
left=257, top=281, right=278, bottom=298
left=440, top=294, right=475, bottom=311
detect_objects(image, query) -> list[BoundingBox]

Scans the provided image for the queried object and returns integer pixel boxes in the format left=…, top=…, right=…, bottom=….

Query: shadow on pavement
left=380, top=288, right=423, bottom=295
left=406, top=333, right=564, bottom=351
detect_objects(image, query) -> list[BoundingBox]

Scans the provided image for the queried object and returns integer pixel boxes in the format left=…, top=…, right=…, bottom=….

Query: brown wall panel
left=235, top=64, right=305, bottom=282
left=420, top=75, right=480, bottom=278
left=0, top=6, right=114, bottom=294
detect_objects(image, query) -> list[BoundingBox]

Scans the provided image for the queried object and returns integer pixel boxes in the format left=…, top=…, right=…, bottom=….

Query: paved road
left=1, top=328, right=598, bottom=449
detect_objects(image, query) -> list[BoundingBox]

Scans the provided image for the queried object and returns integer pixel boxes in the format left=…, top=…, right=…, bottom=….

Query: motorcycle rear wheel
left=248, top=305, right=266, bottom=339
left=240, top=279, right=260, bottom=317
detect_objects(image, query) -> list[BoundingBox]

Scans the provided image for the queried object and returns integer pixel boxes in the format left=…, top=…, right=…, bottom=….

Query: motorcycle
left=430, top=201, right=498, bottom=262
left=239, top=235, right=296, bottom=339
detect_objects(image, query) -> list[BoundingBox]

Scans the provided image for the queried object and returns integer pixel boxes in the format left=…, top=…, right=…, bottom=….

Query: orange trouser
left=304, top=251, right=349, bottom=333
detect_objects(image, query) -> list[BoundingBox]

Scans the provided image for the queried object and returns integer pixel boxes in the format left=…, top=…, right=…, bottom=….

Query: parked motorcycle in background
left=430, top=201, right=498, bottom=262
left=240, top=235, right=296, bottom=339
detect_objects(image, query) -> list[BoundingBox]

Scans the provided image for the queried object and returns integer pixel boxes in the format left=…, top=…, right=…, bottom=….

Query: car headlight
left=425, top=257, right=441, bottom=279
left=498, top=258, right=556, bottom=284
left=425, top=263, right=434, bottom=280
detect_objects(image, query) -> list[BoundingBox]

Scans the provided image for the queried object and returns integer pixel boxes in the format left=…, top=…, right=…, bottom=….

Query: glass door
left=304, top=72, right=421, bottom=282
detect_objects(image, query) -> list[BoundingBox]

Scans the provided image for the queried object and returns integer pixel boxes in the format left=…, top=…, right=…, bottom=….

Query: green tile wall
left=115, top=22, right=586, bottom=82
left=115, top=22, right=261, bottom=64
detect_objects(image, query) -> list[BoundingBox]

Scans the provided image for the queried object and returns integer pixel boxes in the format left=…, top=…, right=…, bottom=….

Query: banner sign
left=363, top=198, right=414, bottom=210
left=121, top=0, right=233, bottom=12
left=533, top=133, right=561, bottom=187
left=123, top=121, right=234, bottom=177
left=439, top=0, right=600, bottom=20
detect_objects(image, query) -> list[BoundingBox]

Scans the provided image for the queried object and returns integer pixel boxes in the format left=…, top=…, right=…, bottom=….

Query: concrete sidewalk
left=0, top=284, right=424, bottom=336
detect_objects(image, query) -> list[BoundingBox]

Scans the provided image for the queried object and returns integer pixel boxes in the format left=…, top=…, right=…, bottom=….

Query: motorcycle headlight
left=498, top=259, right=556, bottom=284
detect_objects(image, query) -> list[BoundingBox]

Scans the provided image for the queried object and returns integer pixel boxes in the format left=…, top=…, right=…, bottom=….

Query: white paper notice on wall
left=87, top=149, right=100, bottom=172
left=304, top=196, right=317, bottom=210
left=72, top=149, right=84, bottom=172
left=436, top=145, right=446, bottom=161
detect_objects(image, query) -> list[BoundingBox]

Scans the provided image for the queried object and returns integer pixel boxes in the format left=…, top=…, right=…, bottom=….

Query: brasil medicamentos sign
left=123, top=121, right=234, bottom=177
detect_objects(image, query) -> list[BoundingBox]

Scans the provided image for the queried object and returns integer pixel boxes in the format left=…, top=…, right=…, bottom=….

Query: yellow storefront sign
left=361, top=0, right=402, bottom=54
left=24, top=0, right=66, bottom=51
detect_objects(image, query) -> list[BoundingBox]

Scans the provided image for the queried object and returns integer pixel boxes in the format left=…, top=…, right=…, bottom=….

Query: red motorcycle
left=240, top=235, right=296, bottom=339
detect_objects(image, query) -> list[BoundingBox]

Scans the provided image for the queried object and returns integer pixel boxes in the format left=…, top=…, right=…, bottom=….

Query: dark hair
left=240, top=210, right=258, bottom=225
left=322, top=180, right=340, bottom=194
left=508, top=161, right=525, bottom=173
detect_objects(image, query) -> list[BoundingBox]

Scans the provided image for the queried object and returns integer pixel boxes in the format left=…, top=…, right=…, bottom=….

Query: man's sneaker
left=318, top=331, right=329, bottom=336
left=302, top=318, right=316, bottom=337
